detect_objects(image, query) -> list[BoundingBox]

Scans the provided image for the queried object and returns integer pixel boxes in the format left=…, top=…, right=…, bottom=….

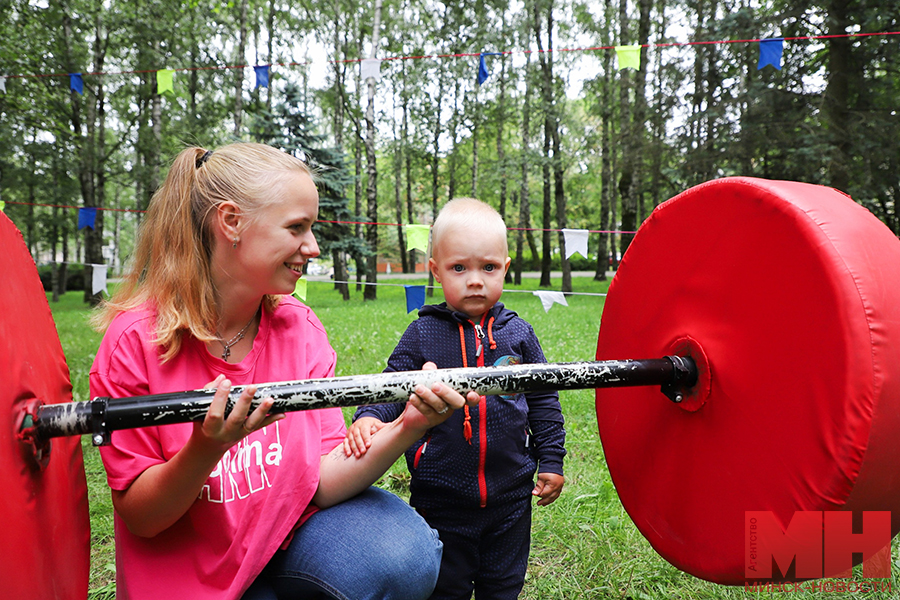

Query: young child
left=344, top=197, right=566, bottom=600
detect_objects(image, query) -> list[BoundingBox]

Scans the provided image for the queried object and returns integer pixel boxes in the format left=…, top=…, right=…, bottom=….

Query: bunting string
left=2, top=200, right=637, bottom=234
left=2, top=30, right=897, bottom=82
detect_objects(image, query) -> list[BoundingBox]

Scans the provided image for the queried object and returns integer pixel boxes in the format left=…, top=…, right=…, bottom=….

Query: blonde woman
left=91, top=142, right=477, bottom=600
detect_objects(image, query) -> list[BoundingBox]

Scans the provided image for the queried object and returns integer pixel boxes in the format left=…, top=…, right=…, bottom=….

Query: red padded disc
left=596, top=178, right=900, bottom=585
left=0, top=212, right=89, bottom=598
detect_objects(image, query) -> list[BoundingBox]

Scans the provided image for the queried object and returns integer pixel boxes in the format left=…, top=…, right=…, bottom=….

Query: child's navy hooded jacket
left=353, top=302, right=566, bottom=510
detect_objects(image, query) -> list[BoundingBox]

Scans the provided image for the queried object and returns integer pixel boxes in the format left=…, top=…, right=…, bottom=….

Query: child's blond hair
left=92, top=142, right=312, bottom=362
left=431, top=197, right=508, bottom=259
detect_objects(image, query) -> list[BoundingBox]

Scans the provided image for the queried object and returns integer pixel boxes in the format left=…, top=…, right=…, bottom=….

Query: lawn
left=48, top=276, right=899, bottom=599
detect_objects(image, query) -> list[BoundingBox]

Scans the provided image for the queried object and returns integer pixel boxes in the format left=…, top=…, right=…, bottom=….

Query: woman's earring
left=233, top=237, right=239, bottom=249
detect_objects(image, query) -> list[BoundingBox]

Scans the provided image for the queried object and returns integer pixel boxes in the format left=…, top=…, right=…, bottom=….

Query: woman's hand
left=400, top=362, right=481, bottom=433
left=112, top=375, right=283, bottom=539
left=315, top=363, right=479, bottom=508
left=195, top=374, right=284, bottom=452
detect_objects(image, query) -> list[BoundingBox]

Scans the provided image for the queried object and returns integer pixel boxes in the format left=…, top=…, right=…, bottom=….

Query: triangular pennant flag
left=360, top=58, right=382, bottom=83
left=405, top=285, right=426, bottom=313
left=156, top=69, right=175, bottom=95
left=77, top=207, right=97, bottom=230
left=405, top=224, right=431, bottom=253
left=614, top=45, right=641, bottom=70
left=477, top=54, right=490, bottom=85
left=69, top=73, right=83, bottom=95
left=254, top=65, right=269, bottom=89
left=758, top=38, right=784, bottom=70
left=532, top=290, right=568, bottom=313
left=0, top=200, right=5, bottom=212
left=0, top=76, right=6, bottom=93
left=562, top=229, right=590, bottom=259
left=293, top=277, right=307, bottom=301
left=91, top=264, right=108, bottom=296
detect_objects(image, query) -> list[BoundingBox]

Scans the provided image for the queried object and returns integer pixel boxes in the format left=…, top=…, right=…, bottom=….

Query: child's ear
left=503, top=256, right=511, bottom=274
left=429, top=258, right=441, bottom=283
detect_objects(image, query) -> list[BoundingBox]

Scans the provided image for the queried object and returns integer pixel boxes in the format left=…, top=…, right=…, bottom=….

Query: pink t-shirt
left=91, top=297, right=346, bottom=600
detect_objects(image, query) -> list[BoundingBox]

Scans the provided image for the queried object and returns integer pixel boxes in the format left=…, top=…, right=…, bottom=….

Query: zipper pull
left=474, top=324, right=485, bottom=339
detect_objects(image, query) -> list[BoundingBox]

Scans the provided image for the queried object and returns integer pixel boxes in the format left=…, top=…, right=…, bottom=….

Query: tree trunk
left=83, top=11, right=108, bottom=306
left=51, top=204, right=61, bottom=302
left=496, top=56, right=511, bottom=284
left=546, top=8, right=571, bottom=293
left=823, top=0, right=851, bottom=193
left=428, top=66, right=444, bottom=297
left=471, top=92, right=479, bottom=198
left=404, top=87, right=416, bottom=273
left=595, top=0, right=614, bottom=281
left=233, top=0, right=249, bottom=135
left=363, top=0, right=383, bottom=301
left=266, top=0, right=276, bottom=111
left=617, top=0, right=636, bottom=255
left=447, top=80, right=461, bottom=203
left=394, top=126, right=407, bottom=273
left=61, top=6, right=104, bottom=305
left=354, top=36, right=365, bottom=292
left=625, top=0, right=652, bottom=232
left=331, top=7, right=349, bottom=300
left=516, top=52, right=533, bottom=286
left=532, top=0, right=555, bottom=288
left=27, top=135, right=36, bottom=257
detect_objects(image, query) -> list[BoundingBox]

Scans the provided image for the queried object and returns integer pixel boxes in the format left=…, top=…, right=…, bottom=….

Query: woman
left=91, top=142, right=477, bottom=599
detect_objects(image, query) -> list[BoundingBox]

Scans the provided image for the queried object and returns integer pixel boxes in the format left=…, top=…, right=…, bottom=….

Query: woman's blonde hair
left=431, top=197, right=508, bottom=259
left=93, top=142, right=312, bottom=362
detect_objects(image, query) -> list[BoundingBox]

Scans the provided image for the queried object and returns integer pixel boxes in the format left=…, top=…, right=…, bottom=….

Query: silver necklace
left=216, top=313, right=256, bottom=360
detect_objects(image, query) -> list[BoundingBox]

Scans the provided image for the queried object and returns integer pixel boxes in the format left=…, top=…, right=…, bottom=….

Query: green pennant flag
left=0, top=200, right=5, bottom=212
left=293, top=277, right=307, bottom=301
left=406, top=224, right=431, bottom=253
left=157, top=69, right=175, bottom=95
left=615, top=45, right=641, bottom=70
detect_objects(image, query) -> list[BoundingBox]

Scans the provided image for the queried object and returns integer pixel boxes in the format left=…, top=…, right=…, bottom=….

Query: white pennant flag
left=91, top=264, right=108, bottom=296
left=0, top=76, right=6, bottom=93
left=562, top=228, right=589, bottom=259
left=360, top=58, right=382, bottom=83
left=533, top=290, right=568, bottom=313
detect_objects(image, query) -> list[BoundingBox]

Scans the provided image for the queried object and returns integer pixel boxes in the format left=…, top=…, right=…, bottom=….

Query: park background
left=3, top=0, right=900, bottom=596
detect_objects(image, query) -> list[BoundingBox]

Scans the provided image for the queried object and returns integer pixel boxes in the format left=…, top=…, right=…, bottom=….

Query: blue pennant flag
left=758, top=38, right=784, bottom=70
left=78, top=207, right=97, bottom=230
left=405, top=285, right=426, bottom=314
left=69, top=73, right=84, bottom=95
left=477, top=54, right=489, bottom=85
left=254, top=65, right=270, bottom=89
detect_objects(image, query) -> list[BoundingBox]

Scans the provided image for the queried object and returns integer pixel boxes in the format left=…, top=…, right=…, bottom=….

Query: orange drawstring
left=487, top=316, right=496, bottom=350
left=459, top=324, right=473, bottom=443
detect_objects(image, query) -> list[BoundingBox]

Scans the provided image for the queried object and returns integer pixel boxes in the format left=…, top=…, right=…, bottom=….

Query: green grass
left=48, top=276, right=900, bottom=599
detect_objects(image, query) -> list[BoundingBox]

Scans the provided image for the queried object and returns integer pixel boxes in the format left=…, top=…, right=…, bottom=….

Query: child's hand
left=532, top=472, right=564, bottom=506
left=343, top=416, right=387, bottom=458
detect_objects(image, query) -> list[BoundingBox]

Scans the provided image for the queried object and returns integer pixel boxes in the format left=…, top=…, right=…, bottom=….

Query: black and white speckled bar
left=32, top=357, right=696, bottom=445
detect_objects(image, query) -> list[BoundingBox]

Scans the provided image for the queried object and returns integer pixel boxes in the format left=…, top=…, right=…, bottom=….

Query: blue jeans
left=242, top=487, right=443, bottom=600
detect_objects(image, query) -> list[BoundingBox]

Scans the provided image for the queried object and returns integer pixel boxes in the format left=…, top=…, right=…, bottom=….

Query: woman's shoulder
left=269, top=295, right=327, bottom=335
left=103, top=303, right=157, bottom=345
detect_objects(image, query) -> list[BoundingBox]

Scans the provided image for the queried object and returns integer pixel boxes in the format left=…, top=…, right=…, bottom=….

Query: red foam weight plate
left=0, top=212, right=90, bottom=598
left=596, top=178, right=900, bottom=585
